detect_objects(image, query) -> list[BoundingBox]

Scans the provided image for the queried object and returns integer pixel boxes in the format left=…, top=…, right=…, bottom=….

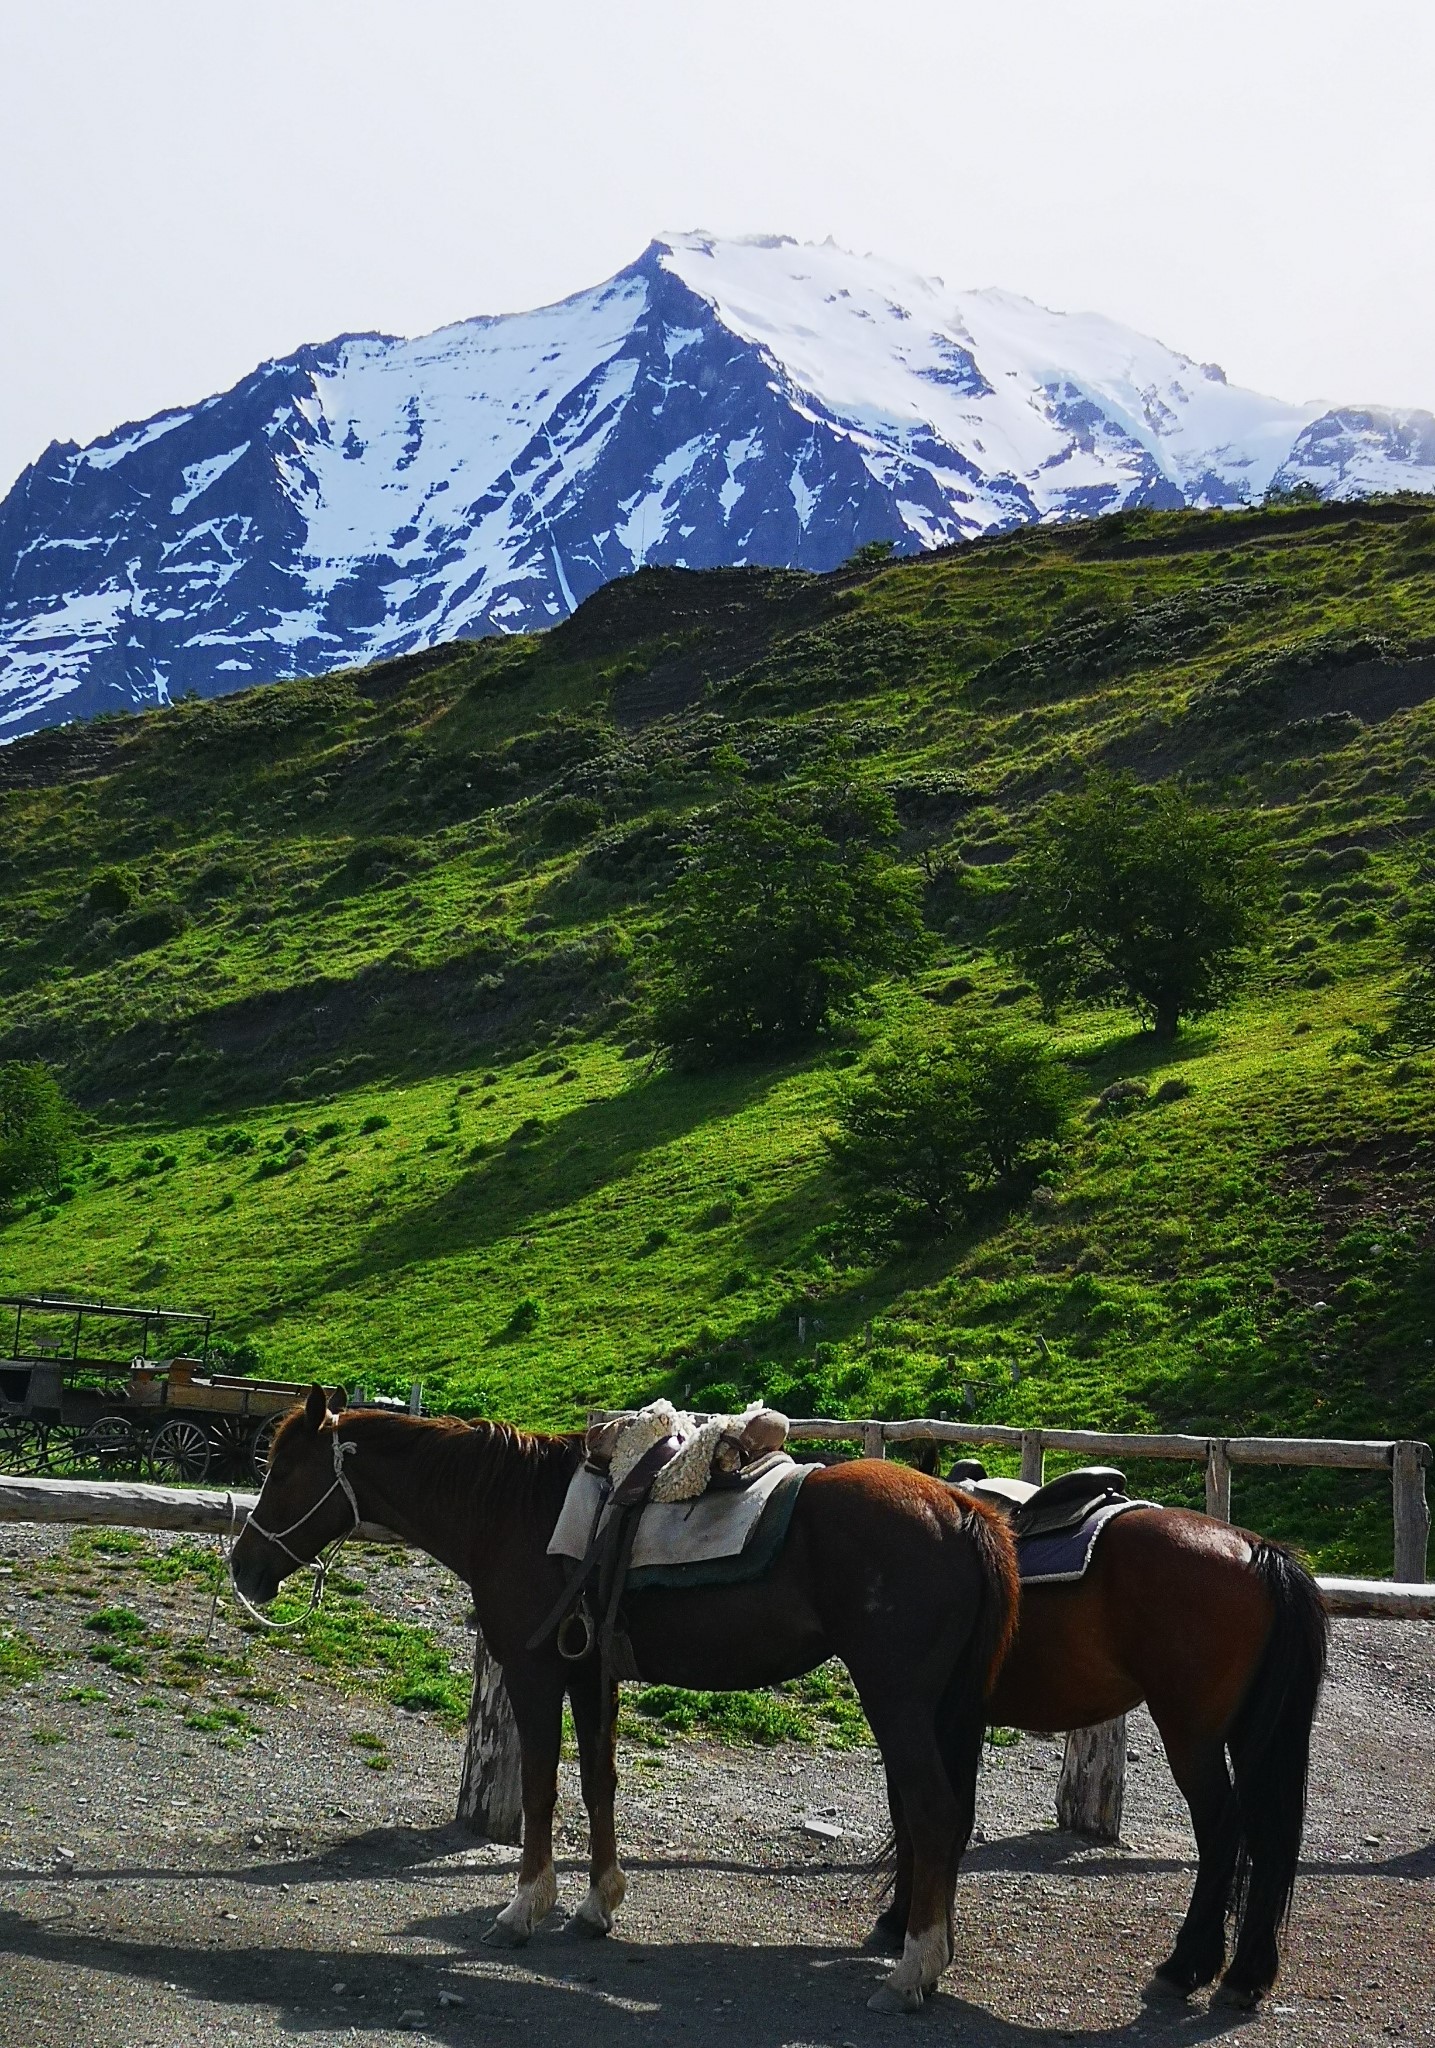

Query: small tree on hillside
left=0, top=1061, right=75, bottom=1206
left=828, top=1027, right=1070, bottom=1231
left=1001, top=773, right=1274, bottom=1039
left=647, top=779, right=927, bottom=1065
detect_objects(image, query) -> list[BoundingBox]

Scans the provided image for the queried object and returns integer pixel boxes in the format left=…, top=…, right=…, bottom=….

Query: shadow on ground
left=0, top=1901, right=1259, bottom=2048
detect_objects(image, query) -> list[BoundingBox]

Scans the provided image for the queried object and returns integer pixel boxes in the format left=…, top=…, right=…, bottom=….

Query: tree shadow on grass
left=705, top=1169, right=1044, bottom=1392
left=319, top=1061, right=797, bottom=1295
left=41, top=935, right=628, bottom=1119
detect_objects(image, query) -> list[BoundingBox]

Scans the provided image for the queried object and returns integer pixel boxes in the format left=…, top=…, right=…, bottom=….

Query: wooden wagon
left=0, top=1293, right=339, bottom=1485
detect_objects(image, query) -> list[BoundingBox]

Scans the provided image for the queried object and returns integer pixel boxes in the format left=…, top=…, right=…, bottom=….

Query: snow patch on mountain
left=3, top=231, right=1433, bottom=739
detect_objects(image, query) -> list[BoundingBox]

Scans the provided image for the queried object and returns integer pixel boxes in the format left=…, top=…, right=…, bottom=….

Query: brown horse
left=230, top=1390, right=1018, bottom=2012
left=877, top=1496, right=1328, bottom=2010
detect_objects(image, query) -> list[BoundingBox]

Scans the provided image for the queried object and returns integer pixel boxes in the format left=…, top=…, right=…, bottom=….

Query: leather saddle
left=947, top=1459, right=1130, bottom=1541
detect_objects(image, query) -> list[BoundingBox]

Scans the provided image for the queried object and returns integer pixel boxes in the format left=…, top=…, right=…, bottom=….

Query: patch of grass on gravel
left=84, top=1604, right=147, bottom=1637
left=626, top=1662, right=871, bottom=1748
left=182, top=1703, right=259, bottom=1748
left=83, top=1604, right=160, bottom=1676
left=0, top=1623, right=53, bottom=1687
left=250, top=1572, right=470, bottom=1728
left=8, top=1533, right=472, bottom=1733
left=71, top=1529, right=224, bottom=1588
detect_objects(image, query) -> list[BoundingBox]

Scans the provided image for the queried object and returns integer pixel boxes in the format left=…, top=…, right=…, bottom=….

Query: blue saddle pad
left=1017, top=1497, right=1157, bottom=1585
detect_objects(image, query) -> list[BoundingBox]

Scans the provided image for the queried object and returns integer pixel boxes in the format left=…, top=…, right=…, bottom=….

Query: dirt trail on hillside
left=0, top=1524, right=1430, bottom=2048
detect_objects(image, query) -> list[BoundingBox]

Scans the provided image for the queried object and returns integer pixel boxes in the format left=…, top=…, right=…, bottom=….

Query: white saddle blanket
left=548, top=1455, right=799, bottom=1570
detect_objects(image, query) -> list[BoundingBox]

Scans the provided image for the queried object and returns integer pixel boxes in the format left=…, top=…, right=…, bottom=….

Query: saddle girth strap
left=597, top=1503, right=644, bottom=1746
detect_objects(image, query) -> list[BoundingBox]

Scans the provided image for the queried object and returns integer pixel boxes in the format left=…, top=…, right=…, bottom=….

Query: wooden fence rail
left=772, top=1418, right=1433, bottom=1583
left=0, top=1473, right=396, bottom=1545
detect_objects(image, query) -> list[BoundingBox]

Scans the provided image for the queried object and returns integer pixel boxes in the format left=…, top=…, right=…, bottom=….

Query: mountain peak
left=3, top=234, right=1434, bottom=739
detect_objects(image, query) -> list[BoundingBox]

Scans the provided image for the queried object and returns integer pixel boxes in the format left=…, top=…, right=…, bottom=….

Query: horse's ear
left=328, top=1386, right=348, bottom=1415
left=304, top=1385, right=328, bottom=1430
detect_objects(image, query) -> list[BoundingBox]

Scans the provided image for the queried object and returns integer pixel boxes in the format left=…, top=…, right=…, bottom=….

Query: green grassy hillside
left=4, top=497, right=1435, bottom=1567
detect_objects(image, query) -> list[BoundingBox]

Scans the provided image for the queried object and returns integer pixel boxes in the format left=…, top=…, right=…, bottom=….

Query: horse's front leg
left=488, top=1659, right=563, bottom=1946
left=567, top=1656, right=627, bottom=1936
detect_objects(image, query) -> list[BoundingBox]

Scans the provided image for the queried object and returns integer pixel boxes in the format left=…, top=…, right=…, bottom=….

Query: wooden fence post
left=455, top=1630, right=524, bottom=1843
left=1020, top=1431, right=1045, bottom=1487
left=1393, top=1441, right=1431, bottom=1583
left=1205, top=1439, right=1232, bottom=1521
left=862, top=1423, right=887, bottom=1460
left=1056, top=1719, right=1127, bottom=1843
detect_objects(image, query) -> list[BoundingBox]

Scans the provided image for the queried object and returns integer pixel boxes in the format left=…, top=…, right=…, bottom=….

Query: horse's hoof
left=484, top=1916, right=532, bottom=1948
left=867, top=1984, right=928, bottom=2015
left=1142, top=1971, right=1191, bottom=2003
left=1213, top=1980, right=1263, bottom=2011
left=570, top=1869, right=624, bottom=1939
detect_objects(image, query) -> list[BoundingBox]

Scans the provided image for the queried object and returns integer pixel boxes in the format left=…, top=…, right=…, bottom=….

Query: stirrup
left=557, top=1601, right=595, bottom=1661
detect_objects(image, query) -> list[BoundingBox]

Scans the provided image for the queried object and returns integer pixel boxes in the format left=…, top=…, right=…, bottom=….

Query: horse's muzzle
left=229, top=1529, right=284, bottom=1607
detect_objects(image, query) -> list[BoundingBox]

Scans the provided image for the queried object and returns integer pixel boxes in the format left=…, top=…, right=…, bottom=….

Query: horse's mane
left=329, top=1408, right=582, bottom=1527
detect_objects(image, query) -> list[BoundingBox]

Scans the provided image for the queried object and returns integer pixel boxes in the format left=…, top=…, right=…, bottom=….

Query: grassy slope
left=4, top=498, right=1435, bottom=1568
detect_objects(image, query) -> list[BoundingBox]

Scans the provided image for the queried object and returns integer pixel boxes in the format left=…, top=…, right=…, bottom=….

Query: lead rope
left=222, top=1434, right=361, bottom=1635
left=203, top=1494, right=240, bottom=1643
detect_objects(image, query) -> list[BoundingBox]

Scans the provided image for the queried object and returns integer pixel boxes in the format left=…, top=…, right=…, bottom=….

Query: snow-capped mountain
left=3, top=232, right=1433, bottom=738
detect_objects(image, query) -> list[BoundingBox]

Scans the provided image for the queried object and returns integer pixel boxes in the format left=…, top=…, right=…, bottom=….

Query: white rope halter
left=226, top=1431, right=360, bottom=1633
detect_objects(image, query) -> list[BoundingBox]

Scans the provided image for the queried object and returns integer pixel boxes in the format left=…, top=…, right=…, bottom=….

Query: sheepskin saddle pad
left=548, top=1399, right=814, bottom=1589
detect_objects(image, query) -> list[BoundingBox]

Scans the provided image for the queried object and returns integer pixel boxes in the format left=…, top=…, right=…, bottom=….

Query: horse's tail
left=1224, top=1539, right=1329, bottom=1994
left=936, top=1497, right=1020, bottom=1866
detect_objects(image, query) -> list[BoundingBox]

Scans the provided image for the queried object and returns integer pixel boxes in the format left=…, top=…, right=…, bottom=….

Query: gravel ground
left=0, top=1522, right=1430, bottom=2047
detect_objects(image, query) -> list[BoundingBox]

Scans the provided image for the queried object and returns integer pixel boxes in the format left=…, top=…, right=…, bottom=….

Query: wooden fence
left=774, top=1417, right=1433, bottom=1584
left=2, top=1414, right=1432, bottom=1849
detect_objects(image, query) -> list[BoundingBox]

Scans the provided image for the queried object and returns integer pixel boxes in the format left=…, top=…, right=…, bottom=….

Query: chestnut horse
left=231, top=1390, right=1018, bottom=2013
left=878, top=1498, right=1328, bottom=2010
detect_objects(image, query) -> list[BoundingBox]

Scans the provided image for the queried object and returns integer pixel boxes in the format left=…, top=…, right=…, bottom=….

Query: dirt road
left=0, top=1526, right=1429, bottom=2046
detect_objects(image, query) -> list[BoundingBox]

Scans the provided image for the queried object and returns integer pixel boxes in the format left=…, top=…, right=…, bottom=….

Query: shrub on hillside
left=539, top=796, right=604, bottom=846
left=827, top=1027, right=1070, bottom=1232
left=207, top=1336, right=265, bottom=1375
left=343, top=836, right=417, bottom=887
left=1000, top=772, right=1274, bottom=1039
left=0, top=1061, right=76, bottom=1206
left=845, top=537, right=897, bottom=569
left=190, top=857, right=251, bottom=897
left=646, top=778, right=927, bottom=1065
left=115, top=901, right=189, bottom=952
left=86, top=867, right=138, bottom=916
left=500, top=1297, right=542, bottom=1338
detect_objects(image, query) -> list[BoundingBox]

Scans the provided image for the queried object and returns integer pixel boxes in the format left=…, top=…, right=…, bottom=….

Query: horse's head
left=230, top=1384, right=355, bottom=1607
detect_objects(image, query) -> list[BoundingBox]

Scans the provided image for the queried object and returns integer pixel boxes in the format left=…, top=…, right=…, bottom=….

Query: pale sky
left=2, top=0, right=1433, bottom=495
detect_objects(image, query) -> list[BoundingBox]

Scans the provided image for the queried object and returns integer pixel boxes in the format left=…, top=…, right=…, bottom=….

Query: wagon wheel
left=80, top=1415, right=144, bottom=1478
left=38, top=1424, right=84, bottom=1476
left=208, top=1415, right=257, bottom=1480
left=0, top=1418, right=48, bottom=1475
left=148, top=1417, right=213, bottom=1485
left=249, top=1415, right=282, bottom=1484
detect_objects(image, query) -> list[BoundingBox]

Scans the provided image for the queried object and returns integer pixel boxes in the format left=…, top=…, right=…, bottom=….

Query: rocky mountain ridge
left=3, top=231, right=1433, bottom=737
